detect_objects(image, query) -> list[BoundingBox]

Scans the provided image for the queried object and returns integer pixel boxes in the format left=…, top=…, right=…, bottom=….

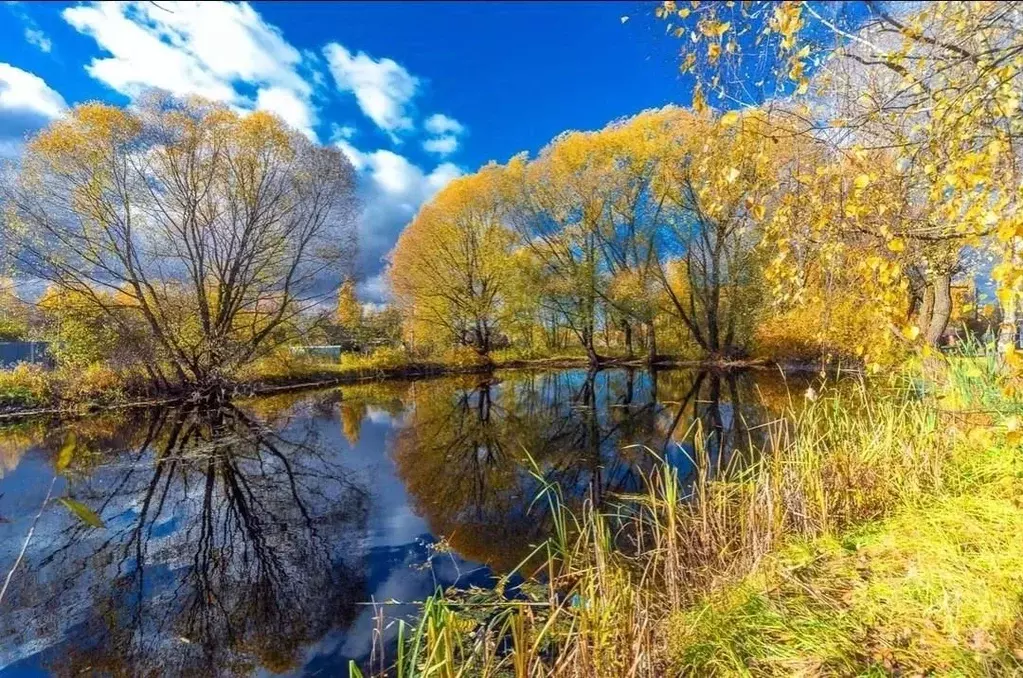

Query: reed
left=355, top=353, right=1023, bottom=676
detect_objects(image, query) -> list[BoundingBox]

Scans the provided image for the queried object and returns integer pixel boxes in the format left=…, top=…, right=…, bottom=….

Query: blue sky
left=0, top=1, right=692, bottom=301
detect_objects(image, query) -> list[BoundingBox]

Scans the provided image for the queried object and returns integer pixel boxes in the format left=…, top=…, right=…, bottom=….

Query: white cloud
left=255, top=86, right=316, bottom=139
left=421, top=112, right=465, bottom=157
left=331, top=123, right=358, bottom=141
left=336, top=139, right=462, bottom=301
left=0, top=63, right=67, bottom=143
left=63, top=1, right=319, bottom=139
left=24, top=28, right=52, bottom=54
left=335, top=139, right=367, bottom=171
left=7, top=3, right=53, bottom=54
left=423, top=135, right=458, bottom=156
left=357, top=275, right=390, bottom=304
left=424, top=113, right=463, bottom=136
left=323, top=43, right=418, bottom=139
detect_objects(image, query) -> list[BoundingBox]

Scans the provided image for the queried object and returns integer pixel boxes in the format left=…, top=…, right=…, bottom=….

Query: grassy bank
left=0, top=348, right=497, bottom=415
left=356, top=354, right=1023, bottom=677
left=0, top=345, right=771, bottom=417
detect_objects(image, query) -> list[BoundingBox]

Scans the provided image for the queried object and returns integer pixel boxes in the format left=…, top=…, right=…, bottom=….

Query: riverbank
left=0, top=349, right=794, bottom=421
left=359, top=354, right=1023, bottom=676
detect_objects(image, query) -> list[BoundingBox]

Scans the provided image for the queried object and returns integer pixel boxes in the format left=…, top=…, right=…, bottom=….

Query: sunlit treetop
left=658, top=1, right=1023, bottom=361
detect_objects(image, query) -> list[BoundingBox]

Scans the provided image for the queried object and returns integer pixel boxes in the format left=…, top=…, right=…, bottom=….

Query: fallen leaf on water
left=58, top=498, right=105, bottom=528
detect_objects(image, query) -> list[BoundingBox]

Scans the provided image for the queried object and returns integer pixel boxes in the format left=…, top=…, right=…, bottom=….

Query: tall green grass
left=354, top=352, right=1023, bottom=677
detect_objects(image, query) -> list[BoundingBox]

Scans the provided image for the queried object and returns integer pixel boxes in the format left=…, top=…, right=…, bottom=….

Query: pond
left=0, top=367, right=811, bottom=676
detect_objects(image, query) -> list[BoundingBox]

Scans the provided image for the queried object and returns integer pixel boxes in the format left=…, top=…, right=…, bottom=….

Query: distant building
left=0, top=342, right=53, bottom=369
left=291, top=345, right=343, bottom=362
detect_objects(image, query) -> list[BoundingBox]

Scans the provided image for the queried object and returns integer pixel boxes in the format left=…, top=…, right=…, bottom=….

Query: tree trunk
left=646, top=321, right=657, bottom=364
left=919, top=285, right=934, bottom=337
left=472, top=326, right=492, bottom=363
left=924, top=273, right=951, bottom=347
left=999, top=244, right=1021, bottom=354
left=999, top=294, right=1019, bottom=353
left=581, top=321, right=602, bottom=366
left=706, top=305, right=720, bottom=357
left=623, top=321, right=633, bottom=359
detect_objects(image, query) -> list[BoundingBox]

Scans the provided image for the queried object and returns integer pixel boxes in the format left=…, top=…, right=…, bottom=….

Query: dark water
left=0, top=368, right=808, bottom=676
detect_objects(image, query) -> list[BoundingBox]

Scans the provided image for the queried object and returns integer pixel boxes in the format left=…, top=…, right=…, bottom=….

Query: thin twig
left=0, top=475, right=57, bottom=607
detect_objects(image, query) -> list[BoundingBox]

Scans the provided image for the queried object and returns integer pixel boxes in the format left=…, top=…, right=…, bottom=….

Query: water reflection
left=0, top=368, right=805, bottom=676
left=391, top=369, right=792, bottom=571
left=0, top=399, right=369, bottom=676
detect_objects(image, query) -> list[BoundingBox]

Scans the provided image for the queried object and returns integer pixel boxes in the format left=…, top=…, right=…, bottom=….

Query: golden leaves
left=56, top=432, right=76, bottom=473
left=698, top=19, right=731, bottom=39
left=691, top=83, right=708, bottom=115
left=58, top=498, right=105, bottom=529
left=770, top=2, right=804, bottom=51
left=720, top=110, right=740, bottom=127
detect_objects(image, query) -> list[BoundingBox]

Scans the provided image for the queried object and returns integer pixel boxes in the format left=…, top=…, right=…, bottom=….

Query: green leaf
left=56, top=432, right=77, bottom=473
left=58, top=497, right=104, bottom=528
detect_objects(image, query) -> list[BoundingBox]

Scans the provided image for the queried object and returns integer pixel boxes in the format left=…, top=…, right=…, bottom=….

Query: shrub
left=239, top=349, right=342, bottom=383
left=57, top=362, right=125, bottom=403
left=437, top=345, right=489, bottom=367
left=339, top=345, right=411, bottom=372
left=0, top=363, right=51, bottom=408
left=0, top=316, right=28, bottom=341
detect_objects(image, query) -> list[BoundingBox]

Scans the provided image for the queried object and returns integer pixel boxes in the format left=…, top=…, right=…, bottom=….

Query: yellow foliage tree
left=657, top=0, right=1023, bottom=355
left=389, top=162, right=516, bottom=359
left=1, top=93, right=358, bottom=393
left=335, top=277, right=363, bottom=344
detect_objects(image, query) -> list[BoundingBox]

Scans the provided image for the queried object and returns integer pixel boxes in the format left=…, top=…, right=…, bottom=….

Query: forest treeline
left=388, top=105, right=991, bottom=368
left=388, top=0, right=1022, bottom=372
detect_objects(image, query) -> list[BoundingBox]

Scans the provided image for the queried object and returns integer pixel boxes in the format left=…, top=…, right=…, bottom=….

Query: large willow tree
left=1, top=93, right=358, bottom=392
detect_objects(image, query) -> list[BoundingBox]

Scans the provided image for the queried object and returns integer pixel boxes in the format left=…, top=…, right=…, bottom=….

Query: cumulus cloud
left=422, top=112, right=465, bottom=156
left=0, top=63, right=67, bottom=150
left=323, top=43, right=419, bottom=140
left=335, top=140, right=462, bottom=301
left=358, top=274, right=391, bottom=305
left=255, top=86, right=316, bottom=138
left=62, top=1, right=319, bottom=139
left=422, top=135, right=459, bottom=156
left=423, top=113, right=464, bottom=136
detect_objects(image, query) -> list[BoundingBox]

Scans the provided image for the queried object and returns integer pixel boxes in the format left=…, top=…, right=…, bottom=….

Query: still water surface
left=0, top=368, right=807, bottom=676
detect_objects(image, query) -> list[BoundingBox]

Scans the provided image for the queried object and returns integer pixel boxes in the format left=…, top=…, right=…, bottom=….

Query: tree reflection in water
left=0, top=367, right=806, bottom=676
left=392, top=368, right=797, bottom=572
left=0, top=398, right=369, bottom=677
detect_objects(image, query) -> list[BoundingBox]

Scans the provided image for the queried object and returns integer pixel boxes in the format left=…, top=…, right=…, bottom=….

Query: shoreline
left=0, top=355, right=840, bottom=422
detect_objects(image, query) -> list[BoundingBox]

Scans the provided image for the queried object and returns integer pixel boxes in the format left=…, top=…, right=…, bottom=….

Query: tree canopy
left=1, top=93, right=358, bottom=391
